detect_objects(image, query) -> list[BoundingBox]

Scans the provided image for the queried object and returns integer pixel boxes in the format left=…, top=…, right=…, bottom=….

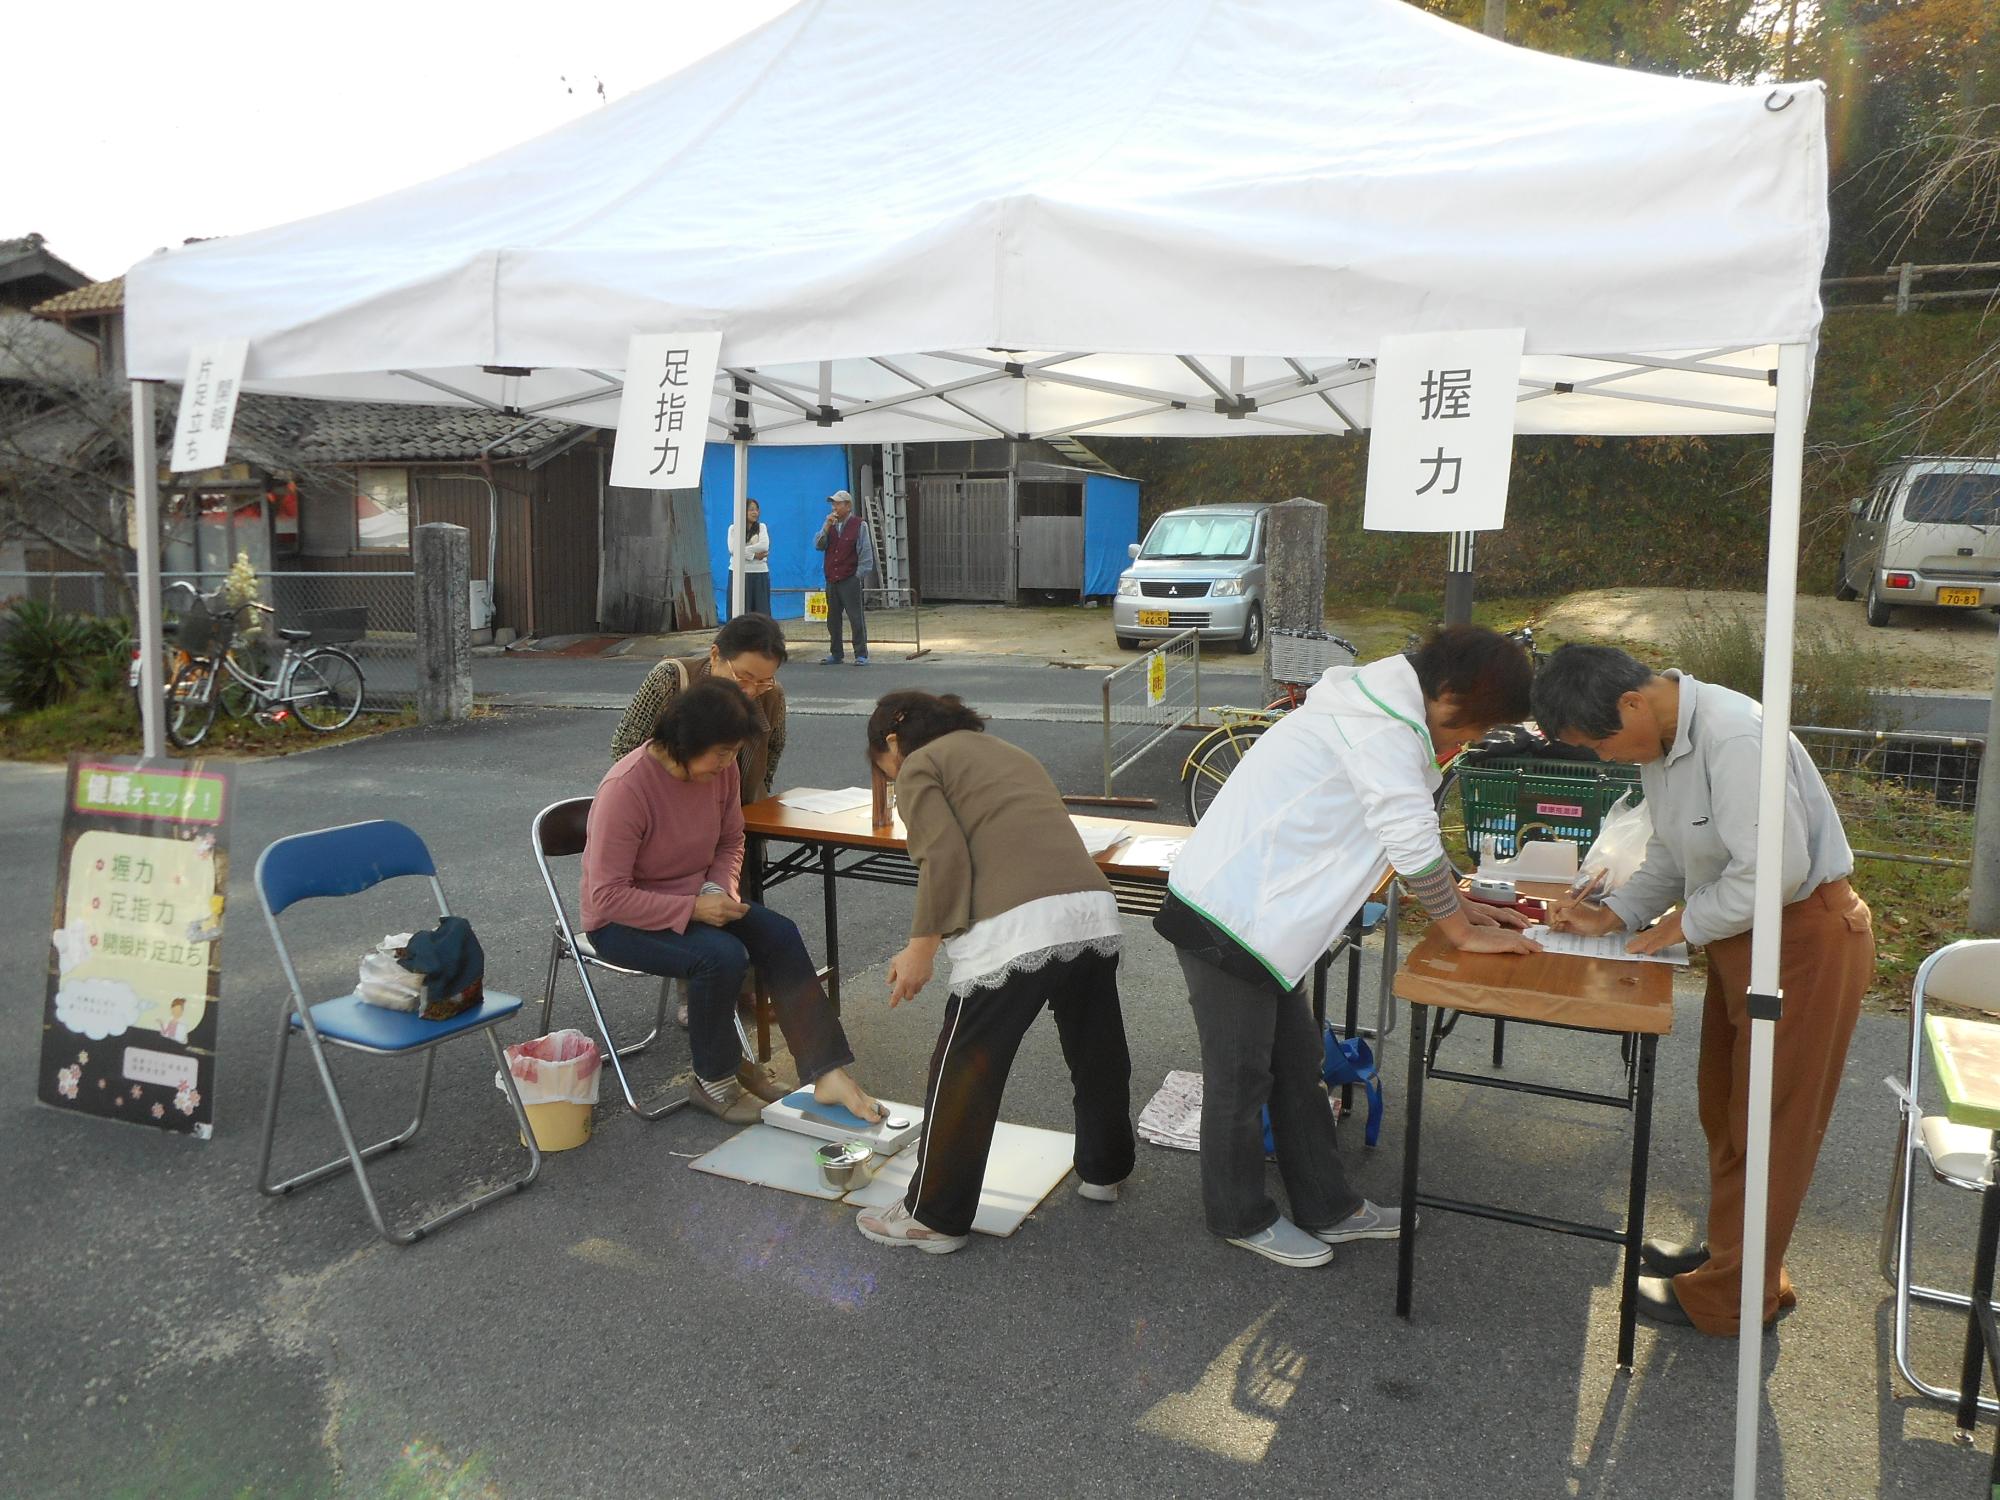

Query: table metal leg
left=1342, top=929, right=1363, bottom=1113
left=819, top=843, right=841, bottom=1006
left=1617, top=1033, right=1658, bottom=1371
left=1955, top=1170, right=2000, bottom=1438
left=1397, top=1002, right=1428, bottom=1320
left=1312, top=952, right=1330, bottom=1030
left=1492, top=1019, right=1507, bottom=1068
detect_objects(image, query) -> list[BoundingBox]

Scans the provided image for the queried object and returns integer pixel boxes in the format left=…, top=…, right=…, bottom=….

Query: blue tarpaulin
left=1083, top=474, right=1140, bottom=597
left=699, top=443, right=851, bottom=620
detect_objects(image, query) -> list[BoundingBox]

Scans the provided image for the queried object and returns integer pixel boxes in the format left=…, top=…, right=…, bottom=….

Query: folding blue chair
left=255, top=820, right=541, bottom=1245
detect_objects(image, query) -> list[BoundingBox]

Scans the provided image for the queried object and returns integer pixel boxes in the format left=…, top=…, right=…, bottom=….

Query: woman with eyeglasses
left=610, top=613, right=788, bottom=797
left=609, top=612, right=791, bottom=1050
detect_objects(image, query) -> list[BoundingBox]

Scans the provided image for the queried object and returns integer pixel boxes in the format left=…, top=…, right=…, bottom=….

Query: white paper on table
left=1117, top=836, right=1184, bottom=870
left=1072, top=820, right=1128, bottom=856
left=776, top=787, right=873, bottom=814
left=1523, top=924, right=1689, bottom=967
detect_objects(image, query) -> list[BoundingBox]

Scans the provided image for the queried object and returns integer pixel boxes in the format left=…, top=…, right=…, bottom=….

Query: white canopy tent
left=125, top=1, right=1826, bottom=1490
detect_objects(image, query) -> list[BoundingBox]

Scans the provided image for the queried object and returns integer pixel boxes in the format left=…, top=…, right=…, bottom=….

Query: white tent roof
left=125, top=0, right=1828, bottom=440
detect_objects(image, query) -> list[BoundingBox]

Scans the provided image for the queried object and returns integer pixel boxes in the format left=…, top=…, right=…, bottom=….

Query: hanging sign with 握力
left=610, top=334, right=722, bottom=491
left=1362, top=329, right=1524, bottom=532
left=39, top=755, right=232, bottom=1137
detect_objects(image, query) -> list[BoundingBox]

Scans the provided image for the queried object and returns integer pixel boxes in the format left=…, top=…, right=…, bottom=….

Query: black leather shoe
left=1640, top=1237, right=1710, bottom=1277
left=1636, top=1274, right=1695, bottom=1326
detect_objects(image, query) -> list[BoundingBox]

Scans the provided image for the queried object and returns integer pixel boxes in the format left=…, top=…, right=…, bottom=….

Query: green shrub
left=0, top=603, right=132, bottom=711
left=1667, top=611, right=1899, bottom=730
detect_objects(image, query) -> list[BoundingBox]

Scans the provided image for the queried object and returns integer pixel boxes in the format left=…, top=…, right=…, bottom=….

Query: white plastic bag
left=355, top=933, right=422, bottom=1011
left=1576, top=793, right=1652, bottom=895
left=499, top=1028, right=602, bottom=1106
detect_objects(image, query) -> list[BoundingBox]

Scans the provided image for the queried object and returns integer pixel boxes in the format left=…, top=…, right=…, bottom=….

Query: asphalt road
left=0, top=688, right=1988, bottom=1498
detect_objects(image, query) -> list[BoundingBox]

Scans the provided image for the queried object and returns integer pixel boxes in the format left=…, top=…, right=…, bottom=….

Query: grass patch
left=1321, top=595, right=1557, bottom=662
left=1667, top=610, right=1901, bottom=730
left=0, top=688, right=419, bottom=763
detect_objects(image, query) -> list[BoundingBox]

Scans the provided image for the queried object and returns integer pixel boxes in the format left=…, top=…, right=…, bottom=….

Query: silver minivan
left=1837, top=457, right=2000, bottom=627
left=1112, top=503, right=1269, bottom=653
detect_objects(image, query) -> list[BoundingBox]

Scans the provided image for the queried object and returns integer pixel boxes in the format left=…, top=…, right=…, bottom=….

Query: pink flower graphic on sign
left=56, top=1065, right=81, bottom=1100
left=173, top=1085, right=200, bottom=1116
left=130, top=1084, right=143, bottom=1100
left=77, top=1051, right=89, bottom=1064
left=150, top=1103, right=165, bottom=1120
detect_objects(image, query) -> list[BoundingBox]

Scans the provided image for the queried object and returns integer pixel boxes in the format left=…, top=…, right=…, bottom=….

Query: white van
left=1836, top=457, right=2000, bottom=627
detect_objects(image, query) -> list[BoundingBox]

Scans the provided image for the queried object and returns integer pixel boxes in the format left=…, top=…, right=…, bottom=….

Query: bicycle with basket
left=159, top=589, right=366, bottom=748
left=1177, top=627, right=1360, bottom=823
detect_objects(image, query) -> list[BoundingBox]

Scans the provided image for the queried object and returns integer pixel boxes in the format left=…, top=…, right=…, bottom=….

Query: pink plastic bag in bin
left=501, top=1029, right=602, bottom=1107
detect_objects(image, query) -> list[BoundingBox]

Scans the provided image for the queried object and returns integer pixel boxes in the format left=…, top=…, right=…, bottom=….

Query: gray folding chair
left=1883, top=937, right=2000, bottom=1412
left=255, top=819, right=540, bottom=1246
left=532, top=797, right=769, bottom=1120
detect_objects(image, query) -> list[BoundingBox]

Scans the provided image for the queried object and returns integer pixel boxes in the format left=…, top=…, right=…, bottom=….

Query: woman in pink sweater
left=582, top=678, right=880, bottom=1126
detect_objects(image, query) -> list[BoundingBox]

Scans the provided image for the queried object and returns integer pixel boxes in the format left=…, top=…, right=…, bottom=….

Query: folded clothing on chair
left=397, top=916, right=486, bottom=1020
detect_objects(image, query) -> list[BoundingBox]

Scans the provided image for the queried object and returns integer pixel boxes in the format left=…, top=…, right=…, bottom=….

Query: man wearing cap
left=814, top=489, right=873, bottom=665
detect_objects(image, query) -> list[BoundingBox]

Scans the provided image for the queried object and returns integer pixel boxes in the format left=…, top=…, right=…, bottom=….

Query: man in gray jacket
left=1534, top=645, right=1873, bottom=1336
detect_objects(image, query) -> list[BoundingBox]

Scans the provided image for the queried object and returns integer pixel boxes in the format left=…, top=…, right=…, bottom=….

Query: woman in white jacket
left=726, top=498, right=772, bottom=619
left=1154, top=626, right=1542, bottom=1268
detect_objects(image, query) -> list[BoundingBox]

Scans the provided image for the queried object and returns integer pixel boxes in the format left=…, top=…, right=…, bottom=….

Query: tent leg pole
left=131, top=381, right=165, bottom=761
left=731, top=440, right=748, bottom=622
left=1732, top=339, right=1810, bottom=1500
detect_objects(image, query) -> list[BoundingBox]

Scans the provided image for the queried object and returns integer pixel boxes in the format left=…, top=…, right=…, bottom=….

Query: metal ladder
left=865, top=442, right=911, bottom=607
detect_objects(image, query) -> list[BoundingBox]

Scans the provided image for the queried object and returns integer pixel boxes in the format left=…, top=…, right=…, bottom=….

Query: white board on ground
left=1363, top=328, right=1524, bottom=533
left=688, top=1124, right=847, bottom=1201
left=844, top=1120, right=1077, bottom=1238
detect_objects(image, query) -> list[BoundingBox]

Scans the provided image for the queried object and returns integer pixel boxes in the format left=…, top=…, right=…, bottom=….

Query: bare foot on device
left=813, top=1067, right=884, bottom=1123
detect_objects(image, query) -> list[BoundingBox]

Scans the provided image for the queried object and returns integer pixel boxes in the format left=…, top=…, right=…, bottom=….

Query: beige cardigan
left=899, top=730, right=1111, bottom=939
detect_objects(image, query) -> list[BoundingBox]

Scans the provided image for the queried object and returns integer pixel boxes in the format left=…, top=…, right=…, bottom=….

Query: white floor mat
left=690, top=1118, right=1077, bottom=1237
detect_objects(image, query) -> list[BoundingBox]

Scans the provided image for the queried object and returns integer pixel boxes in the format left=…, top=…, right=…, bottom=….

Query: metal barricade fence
left=0, top=569, right=417, bottom=711
left=1100, top=627, right=1202, bottom=797
left=1793, top=725, right=1980, bottom=869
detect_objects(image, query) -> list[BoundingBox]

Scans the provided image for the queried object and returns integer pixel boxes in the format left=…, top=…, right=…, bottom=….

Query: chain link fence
left=0, top=570, right=417, bottom=710
left=1100, top=627, right=1202, bottom=797
left=1795, top=725, right=1979, bottom=869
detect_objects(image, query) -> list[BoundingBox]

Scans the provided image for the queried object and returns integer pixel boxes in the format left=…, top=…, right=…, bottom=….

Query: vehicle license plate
left=1137, top=609, right=1169, bottom=627
left=1940, top=587, right=1982, bottom=607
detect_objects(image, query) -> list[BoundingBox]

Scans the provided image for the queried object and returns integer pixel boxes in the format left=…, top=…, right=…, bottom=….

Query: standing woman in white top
left=1155, top=627, right=1541, bottom=1268
left=854, top=690, right=1136, bottom=1254
left=726, top=498, right=772, bottom=619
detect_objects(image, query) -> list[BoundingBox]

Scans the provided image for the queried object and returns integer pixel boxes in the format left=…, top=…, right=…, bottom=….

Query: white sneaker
left=1225, top=1216, right=1334, bottom=1268
left=1313, top=1200, right=1403, bottom=1244
left=855, top=1201, right=969, bottom=1255
left=1076, top=1177, right=1124, bottom=1203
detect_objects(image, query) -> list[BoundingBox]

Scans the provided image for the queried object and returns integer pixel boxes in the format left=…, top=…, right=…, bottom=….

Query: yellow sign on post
left=1146, top=650, right=1167, bottom=707
left=806, top=591, right=829, bottom=622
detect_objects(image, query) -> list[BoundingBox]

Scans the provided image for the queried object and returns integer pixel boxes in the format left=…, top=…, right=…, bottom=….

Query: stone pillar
left=413, top=522, right=472, bottom=725
left=1261, top=496, right=1328, bottom=701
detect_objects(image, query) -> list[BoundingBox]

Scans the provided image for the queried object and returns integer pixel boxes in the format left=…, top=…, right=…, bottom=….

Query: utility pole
left=1446, top=0, right=1507, bottom=627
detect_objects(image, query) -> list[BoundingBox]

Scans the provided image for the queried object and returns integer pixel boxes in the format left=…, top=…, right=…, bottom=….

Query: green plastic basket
left=1457, top=756, right=1643, bottom=861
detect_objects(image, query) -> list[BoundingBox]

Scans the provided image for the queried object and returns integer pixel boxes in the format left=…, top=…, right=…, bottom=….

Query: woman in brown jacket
left=855, top=691, right=1136, bottom=1254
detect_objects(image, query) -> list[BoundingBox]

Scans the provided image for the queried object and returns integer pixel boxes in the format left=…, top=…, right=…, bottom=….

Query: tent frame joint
left=1747, top=989, right=1784, bottom=1022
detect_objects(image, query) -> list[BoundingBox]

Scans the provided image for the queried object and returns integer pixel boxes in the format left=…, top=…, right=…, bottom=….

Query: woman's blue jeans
left=589, top=903, right=852, bottom=1085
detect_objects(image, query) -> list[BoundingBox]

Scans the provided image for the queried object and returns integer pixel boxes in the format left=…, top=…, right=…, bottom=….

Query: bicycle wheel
left=218, top=656, right=257, bottom=720
left=1181, top=720, right=1268, bottom=824
left=166, top=659, right=218, bottom=748
left=290, top=648, right=364, bottom=731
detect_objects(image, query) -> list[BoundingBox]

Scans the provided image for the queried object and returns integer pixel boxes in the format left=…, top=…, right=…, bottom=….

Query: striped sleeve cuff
left=1399, top=860, right=1463, bottom=922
